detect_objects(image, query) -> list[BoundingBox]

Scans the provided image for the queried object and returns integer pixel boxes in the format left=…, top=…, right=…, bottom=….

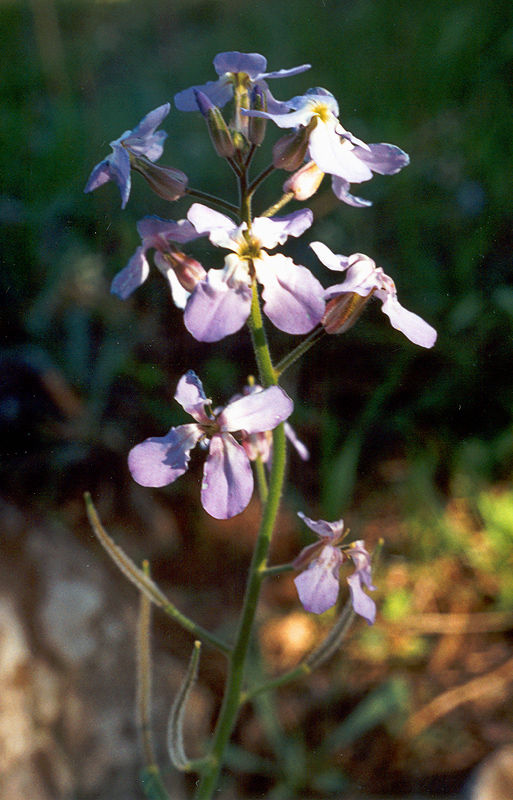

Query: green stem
left=193, top=155, right=289, bottom=799
left=193, top=423, right=287, bottom=800
left=246, top=282, right=277, bottom=388
left=248, top=162, right=277, bottom=197
left=185, top=187, right=238, bottom=215
left=254, top=455, right=269, bottom=505
left=260, top=562, right=294, bottom=577
left=242, top=598, right=356, bottom=704
left=260, top=191, right=295, bottom=218
left=242, top=662, right=311, bottom=703
left=274, top=325, right=326, bottom=377
left=193, top=273, right=286, bottom=797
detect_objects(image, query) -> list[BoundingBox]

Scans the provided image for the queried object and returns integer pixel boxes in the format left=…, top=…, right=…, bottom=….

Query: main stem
left=193, top=423, right=286, bottom=799
left=193, top=167, right=286, bottom=799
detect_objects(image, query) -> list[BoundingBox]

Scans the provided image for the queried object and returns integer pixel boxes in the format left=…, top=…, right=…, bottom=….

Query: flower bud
left=159, top=249, right=207, bottom=293
left=247, top=86, right=267, bottom=146
left=322, top=291, right=374, bottom=334
left=283, top=160, right=324, bottom=200
left=272, top=126, right=311, bottom=171
left=132, top=156, right=188, bottom=202
left=194, top=90, right=235, bottom=158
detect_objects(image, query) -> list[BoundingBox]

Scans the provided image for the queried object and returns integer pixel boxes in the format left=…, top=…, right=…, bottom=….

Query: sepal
left=131, top=156, right=188, bottom=201
left=272, top=126, right=311, bottom=171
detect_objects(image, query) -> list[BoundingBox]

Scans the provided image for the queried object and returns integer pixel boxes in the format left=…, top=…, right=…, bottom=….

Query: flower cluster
left=293, top=513, right=376, bottom=623
left=85, top=50, right=437, bottom=625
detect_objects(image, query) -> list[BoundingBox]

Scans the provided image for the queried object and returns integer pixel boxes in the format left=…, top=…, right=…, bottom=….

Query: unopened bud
left=247, top=87, right=267, bottom=146
left=272, top=126, right=311, bottom=171
left=158, top=249, right=207, bottom=293
left=132, top=157, right=188, bottom=202
left=283, top=161, right=325, bottom=200
left=194, top=90, right=235, bottom=158
left=322, top=291, right=374, bottom=334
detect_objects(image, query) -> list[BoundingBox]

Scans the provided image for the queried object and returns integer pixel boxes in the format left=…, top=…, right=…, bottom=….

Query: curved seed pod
left=167, top=641, right=202, bottom=771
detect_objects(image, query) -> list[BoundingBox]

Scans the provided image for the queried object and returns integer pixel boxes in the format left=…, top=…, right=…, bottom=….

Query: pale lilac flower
left=183, top=204, right=325, bottom=342
left=229, top=383, right=310, bottom=463
left=244, top=88, right=409, bottom=205
left=311, top=241, right=437, bottom=348
left=84, top=104, right=170, bottom=209
left=111, top=216, right=204, bottom=307
left=174, top=52, right=310, bottom=114
left=293, top=512, right=376, bottom=623
left=128, top=371, right=293, bottom=519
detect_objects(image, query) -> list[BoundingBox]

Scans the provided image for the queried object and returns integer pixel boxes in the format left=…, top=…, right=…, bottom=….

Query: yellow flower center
left=310, top=101, right=333, bottom=123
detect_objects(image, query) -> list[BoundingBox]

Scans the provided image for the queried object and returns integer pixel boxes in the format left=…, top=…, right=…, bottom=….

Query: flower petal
left=174, top=371, right=211, bottom=422
left=175, top=78, right=234, bottom=111
left=184, top=270, right=252, bottom=342
left=297, top=511, right=344, bottom=541
left=379, top=294, right=437, bottom=348
left=310, top=241, right=350, bottom=273
left=257, top=253, right=325, bottom=334
left=347, top=572, right=376, bottom=625
left=111, top=246, right=150, bottom=299
left=355, top=142, right=410, bottom=175
left=106, top=146, right=133, bottom=208
left=214, top=51, right=267, bottom=77
left=284, top=422, right=310, bottom=460
left=220, top=385, right=293, bottom=434
left=137, top=216, right=201, bottom=246
left=251, top=208, right=313, bottom=248
left=125, top=103, right=170, bottom=161
left=201, top=433, right=254, bottom=519
left=187, top=203, right=238, bottom=248
left=323, top=255, right=381, bottom=298
left=263, top=63, right=311, bottom=80
left=309, top=121, right=374, bottom=183
left=128, top=103, right=170, bottom=141
left=331, top=176, right=373, bottom=207
left=84, top=160, right=114, bottom=193
left=128, top=424, right=202, bottom=487
left=153, top=252, right=190, bottom=309
left=294, top=545, right=343, bottom=614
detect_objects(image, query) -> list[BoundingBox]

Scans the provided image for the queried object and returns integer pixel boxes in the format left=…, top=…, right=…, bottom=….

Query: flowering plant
left=84, top=51, right=436, bottom=800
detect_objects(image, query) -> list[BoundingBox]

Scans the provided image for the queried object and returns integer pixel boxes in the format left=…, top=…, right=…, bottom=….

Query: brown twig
left=405, top=654, right=513, bottom=737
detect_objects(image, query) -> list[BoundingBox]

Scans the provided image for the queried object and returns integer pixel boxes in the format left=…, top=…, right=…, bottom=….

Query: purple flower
left=111, top=216, right=204, bottom=306
left=128, top=371, right=294, bottom=519
left=183, top=204, right=325, bottom=342
left=311, top=241, right=437, bottom=348
left=229, top=383, right=310, bottom=463
left=244, top=88, right=409, bottom=206
left=84, top=104, right=170, bottom=209
left=174, top=52, right=311, bottom=114
left=293, top=512, right=376, bottom=623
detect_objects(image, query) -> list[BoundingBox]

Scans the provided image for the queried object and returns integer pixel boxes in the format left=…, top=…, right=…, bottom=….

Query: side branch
left=84, top=493, right=231, bottom=656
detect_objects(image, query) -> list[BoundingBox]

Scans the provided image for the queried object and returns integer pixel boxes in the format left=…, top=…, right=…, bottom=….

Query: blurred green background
left=2, top=0, right=513, bottom=796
